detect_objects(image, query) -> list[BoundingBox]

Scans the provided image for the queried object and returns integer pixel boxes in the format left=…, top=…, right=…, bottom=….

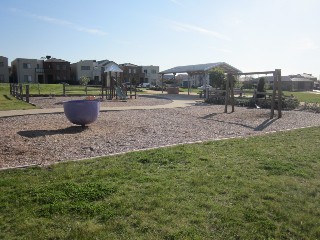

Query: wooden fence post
left=19, top=84, right=23, bottom=100
left=25, top=85, right=30, bottom=103
left=63, top=83, right=66, bottom=96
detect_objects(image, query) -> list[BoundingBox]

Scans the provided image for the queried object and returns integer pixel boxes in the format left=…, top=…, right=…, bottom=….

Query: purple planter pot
left=63, top=100, right=100, bottom=126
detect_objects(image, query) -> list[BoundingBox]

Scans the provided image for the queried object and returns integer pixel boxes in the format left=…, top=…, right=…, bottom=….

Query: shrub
left=79, top=76, right=90, bottom=86
left=205, top=96, right=299, bottom=110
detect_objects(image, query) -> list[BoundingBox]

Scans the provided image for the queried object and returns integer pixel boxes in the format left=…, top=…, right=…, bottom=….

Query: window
left=23, top=63, right=31, bottom=69
left=151, top=69, right=157, bottom=74
left=0, top=62, right=4, bottom=67
left=128, top=69, right=132, bottom=74
left=133, top=69, right=136, bottom=74
left=144, top=70, right=147, bottom=74
left=81, top=66, right=90, bottom=70
left=56, top=65, right=60, bottom=70
left=62, top=65, right=66, bottom=70
left=36, top=64, right=39, bottom=69
left=0, top=75, right=4, bottom=82
left=24, top=75, right=32, bottom=82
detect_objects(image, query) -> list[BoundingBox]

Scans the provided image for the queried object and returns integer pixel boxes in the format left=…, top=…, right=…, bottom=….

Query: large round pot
left=63, top=100, right=100, bottom=126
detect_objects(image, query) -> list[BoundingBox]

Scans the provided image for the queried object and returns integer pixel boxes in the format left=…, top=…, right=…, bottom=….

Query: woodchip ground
left=1, top=94, right=320, bottom=169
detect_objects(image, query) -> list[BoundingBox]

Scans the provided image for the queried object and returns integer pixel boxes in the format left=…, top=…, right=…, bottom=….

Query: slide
left=115, top=86, right=127, bottom=100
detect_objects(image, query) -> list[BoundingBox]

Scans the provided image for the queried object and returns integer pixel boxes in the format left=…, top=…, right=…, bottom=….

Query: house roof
left=254, top=76, right=314, bottom=83
left=45, top=58, right=69, bottom=63
left=97, top=59, right=111, bottom=66
left=159, top=62, right=241, bottom=74
left=291, top=78, right=314, bottom=82
left=119, top=63, right=139, bottom=67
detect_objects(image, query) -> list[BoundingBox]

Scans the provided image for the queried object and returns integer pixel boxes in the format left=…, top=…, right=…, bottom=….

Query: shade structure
left=104, top=62, right=123, bottom=73
left=159, top=62, right=241, bottom=74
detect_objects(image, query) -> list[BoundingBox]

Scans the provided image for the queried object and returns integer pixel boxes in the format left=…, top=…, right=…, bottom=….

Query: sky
left=1, top=0, right=319, bottom=78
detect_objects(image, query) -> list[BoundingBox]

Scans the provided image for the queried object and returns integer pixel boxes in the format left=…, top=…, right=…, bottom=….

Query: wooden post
left=19, top=84, right=23, bottom=100
left=85, top=85, right=88, bottom=95
left=224, top=75, right=230, bottom=113
left=10, top=83, right=12, bottom=95
left=270, top=71, right=277, bottom=119
left=277, top=69, right=282, bottom=118
left=63, top=83, right=66, bottom=96
left=188, top=75, right=190, bottom=95
left=161, top=74, right=164, bottom=94
left=229, top=74, right=235, bottom=112
left=101, top=84, right=104, bottom=99
left=25, top=85, right=29, bottom=103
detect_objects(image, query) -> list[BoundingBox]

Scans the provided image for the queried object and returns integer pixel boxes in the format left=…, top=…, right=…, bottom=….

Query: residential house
left=252, top=75, right=314, bottom=91
left=119, top=63, right=145, bottom=85
left=11, top=58, right=39, bottom=83
left=0, top=56, right=9, bottom=83
left=71, top=60, right=101, bottom=84
left=175, top=74, right=189, bottom=87
left=141, top=65, right=160, bottom=86
left=43, top=57, right=70, bottom=84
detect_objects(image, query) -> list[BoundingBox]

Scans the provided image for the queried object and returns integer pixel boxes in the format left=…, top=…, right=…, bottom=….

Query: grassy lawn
left=283, top=91, right=320, bottom=103
left=0, top=84, right=37, bottom=111
left=1, top=127, right=320, bottom=239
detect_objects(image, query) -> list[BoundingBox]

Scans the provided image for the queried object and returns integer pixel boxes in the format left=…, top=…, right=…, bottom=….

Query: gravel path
left=1, top=104, right=320, bottom=169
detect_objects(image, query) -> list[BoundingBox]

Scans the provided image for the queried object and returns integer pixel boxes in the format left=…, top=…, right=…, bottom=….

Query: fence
left=63, top=84, right=103, bottom=96
left=10, top=84, right=30, bottom=103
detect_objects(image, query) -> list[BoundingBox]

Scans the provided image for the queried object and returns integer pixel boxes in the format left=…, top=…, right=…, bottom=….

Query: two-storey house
left=43, top=57, right=70, bottom=84
left=141, top=65, right=160, bottom=86
left=0, top=56, right=9, bottom=83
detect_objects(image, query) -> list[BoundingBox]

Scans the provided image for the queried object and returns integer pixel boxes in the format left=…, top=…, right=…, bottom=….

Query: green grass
left=1, top=127, right=320, bottom=239
left=283, top=91, right=320, bottom=103
left=0, top=84, right=37, bottom=111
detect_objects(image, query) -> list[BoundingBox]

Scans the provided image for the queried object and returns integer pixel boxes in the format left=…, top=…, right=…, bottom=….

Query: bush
left=299, top=103, right=320, bottom=113
left=149, top=85, right=166, bottom=91
left=79, top=76, right=90, bottom=86
left=205, top=96, right=299, bottom=110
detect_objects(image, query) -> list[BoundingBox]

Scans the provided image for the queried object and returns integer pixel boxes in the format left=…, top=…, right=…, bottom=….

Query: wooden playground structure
left=210, top=69, right=283, bottom=119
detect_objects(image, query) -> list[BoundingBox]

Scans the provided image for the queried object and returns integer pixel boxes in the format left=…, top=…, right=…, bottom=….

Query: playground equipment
left=115, top=86, right=127, bottom=100
left=63, top=99, right=100, bottom=127
left=207, top=69, right=282, bottom=118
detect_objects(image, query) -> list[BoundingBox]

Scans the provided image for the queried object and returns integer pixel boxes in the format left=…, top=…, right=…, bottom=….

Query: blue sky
left=1, top=0, right=319, bottom=78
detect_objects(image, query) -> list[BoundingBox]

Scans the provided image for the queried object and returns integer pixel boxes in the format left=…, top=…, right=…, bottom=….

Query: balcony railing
left=35, top=68, right=44, bottom=73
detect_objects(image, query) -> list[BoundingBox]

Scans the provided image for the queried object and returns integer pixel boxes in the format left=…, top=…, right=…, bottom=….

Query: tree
left=256, top=77, right=266, bottom=98
left=79, top=76, right=90, bottom=86
left=209, top=68, right=225, bottom=89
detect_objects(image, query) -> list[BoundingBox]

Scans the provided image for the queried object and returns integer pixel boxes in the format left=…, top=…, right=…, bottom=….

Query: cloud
left=292, top=38, right=319, bottom=52
left=169, top=0, right=184, bottom=6
left=171, top=22, right=232, bottom=42
left=9, top=8, right=107, bottom=36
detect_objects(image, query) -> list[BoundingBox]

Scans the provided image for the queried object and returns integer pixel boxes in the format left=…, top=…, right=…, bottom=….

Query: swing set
left=223, top=69, right=282, bottom=119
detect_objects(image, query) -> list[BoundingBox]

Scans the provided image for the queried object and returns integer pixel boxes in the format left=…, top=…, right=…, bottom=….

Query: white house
left=141, top=65, right=160, bottom=86
left=71, top=60, right=101, bottom=83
